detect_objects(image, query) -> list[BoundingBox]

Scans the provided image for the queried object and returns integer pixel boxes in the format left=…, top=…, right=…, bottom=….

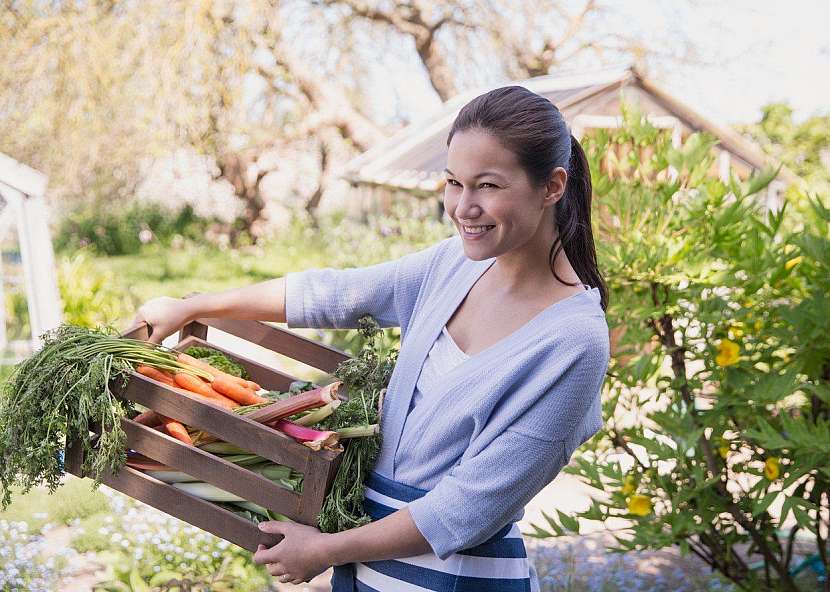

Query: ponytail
left=548, top=134, right=608, bottom=311
left=447, top=87, right=608, bottom=311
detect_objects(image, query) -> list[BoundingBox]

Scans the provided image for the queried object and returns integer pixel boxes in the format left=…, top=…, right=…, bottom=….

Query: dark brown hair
left=447, top=85, right=608, bottom=311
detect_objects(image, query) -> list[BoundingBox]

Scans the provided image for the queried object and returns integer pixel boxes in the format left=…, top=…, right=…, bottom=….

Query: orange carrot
left=173, top=373, right=239, bottom=410
left=160, top=415, right=193, bottom=444
left=177, top=353, right=261, bottom=391
left=211, top=375, right=268, bottom=406
left=132, top=409, right=162, bottom=427
left=136, top=365, right=176, bottom=386
left=126, top=455, right=172, bottom=472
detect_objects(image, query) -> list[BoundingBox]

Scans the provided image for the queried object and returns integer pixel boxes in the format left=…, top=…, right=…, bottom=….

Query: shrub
left=530, top=107, right=829, bottom=592
left=57, top=253, right=134, bottom=328
left=54, top=201, right=217, bottom=256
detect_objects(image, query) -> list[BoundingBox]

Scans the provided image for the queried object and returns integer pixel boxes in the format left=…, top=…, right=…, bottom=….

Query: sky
left=371, top=0, right=830, bottom=128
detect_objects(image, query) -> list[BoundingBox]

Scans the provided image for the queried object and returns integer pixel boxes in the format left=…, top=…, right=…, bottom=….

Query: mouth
left=459, top=224, right=496, bottom=239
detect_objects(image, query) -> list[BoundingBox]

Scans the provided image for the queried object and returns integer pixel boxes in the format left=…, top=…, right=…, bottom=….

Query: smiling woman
left=134, top=86, right=611, bottom=591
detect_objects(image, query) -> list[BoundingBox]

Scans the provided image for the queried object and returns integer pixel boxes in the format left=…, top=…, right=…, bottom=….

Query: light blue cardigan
left=285, top=235, right=610, bottom=560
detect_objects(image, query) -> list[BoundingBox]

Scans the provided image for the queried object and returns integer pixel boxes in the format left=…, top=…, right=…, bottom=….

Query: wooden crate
left=65, top=318, right=350, bottom=552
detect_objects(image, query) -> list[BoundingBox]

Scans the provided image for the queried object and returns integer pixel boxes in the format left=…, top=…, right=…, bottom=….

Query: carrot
left=177, top=353, right=261, bottom=391
left=132, top=409, right=162, bottom=427
left=173, top=373, right=239, bottom=410
left=211, top=375, right=268, bottom=406
left=125, top=453, right=171, bottom=472
left=136, top=365, right=176, bottom=386
left=160, top=416, right=193, bottom=445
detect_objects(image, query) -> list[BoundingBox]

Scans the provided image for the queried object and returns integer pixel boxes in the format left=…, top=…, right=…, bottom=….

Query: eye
left=480, top=182, right=498, bottom=189
left=446, top=179, right=461, bottom=187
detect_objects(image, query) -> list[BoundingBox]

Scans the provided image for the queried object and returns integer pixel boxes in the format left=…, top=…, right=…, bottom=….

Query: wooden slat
left=64, top=438, right=84, bottom=475
left=179, top=320, right=208, bottom=341
left=122, top=419, right=309, bottom=523
left=175, top=335, right=299, bottom=392
left=71, top=464, right=282, bottom=552
left=297, top=454, right=342, bottom=525
left=196, top=318, right=350, bottom=374
left=121, top=322, right=151, bottom=341
left=115, top=374, right=341, bottom=469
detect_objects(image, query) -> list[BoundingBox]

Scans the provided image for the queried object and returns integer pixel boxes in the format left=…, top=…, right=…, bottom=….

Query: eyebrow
left=443, top=168, right=505, bottom=180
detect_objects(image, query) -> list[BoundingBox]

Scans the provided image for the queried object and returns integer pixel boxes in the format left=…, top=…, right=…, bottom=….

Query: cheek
left=443, top=187, right=457, bottom=213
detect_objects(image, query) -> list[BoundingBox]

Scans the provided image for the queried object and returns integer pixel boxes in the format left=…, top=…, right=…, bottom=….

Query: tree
left=739, top=103, right=830, bottom=197
left=531, top=109, right=830, bottom=592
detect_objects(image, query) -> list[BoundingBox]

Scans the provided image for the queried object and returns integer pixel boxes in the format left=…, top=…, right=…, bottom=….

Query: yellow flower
left=728, top=323, right=744, bottom=339
left=628, top=495, right=653, bottom=516
left=753, top=319, right=763, bottom=332
left=784, top=256, right=803, bottom=270
left=764, top=457, right=780, bottom=481
left=621, top=475, right=636, bottom=495
left=716, top=339, right=741, bottom=367
left=719, top=444, right=730, bottom=459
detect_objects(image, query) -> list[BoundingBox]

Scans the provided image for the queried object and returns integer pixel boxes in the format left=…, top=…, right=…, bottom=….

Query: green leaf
left=149, top=571, right=183, bottom=587
left=751, top=490, right=779, bottom=517
left=557, top=509, right=580, bottom=534
left=128, top=568, right=150, bottom=592
left=541, top=509, right=564, bottom=536
left=792, top=505, right=818, bottom=535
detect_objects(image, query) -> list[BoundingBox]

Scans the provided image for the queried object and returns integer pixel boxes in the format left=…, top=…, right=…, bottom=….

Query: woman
left=134, top=86, right=610, bottom=591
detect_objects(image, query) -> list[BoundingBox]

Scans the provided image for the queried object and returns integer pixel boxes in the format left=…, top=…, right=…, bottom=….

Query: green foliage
left=58, top=252, right=134, bottom=328
left=54, top=200, right=217, bottom=256
left=184, top=346, right=249, bottom=379
left=531, top=107, right=830, bottom=591
left=3, top=289, right=30, bottom=342
left=318, top=315, right=394, bottom=533
left=739, top=102, right=830, bottom=196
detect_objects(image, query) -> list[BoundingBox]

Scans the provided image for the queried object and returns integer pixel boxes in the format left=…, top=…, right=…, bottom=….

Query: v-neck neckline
left=438, top=258, right=595, bottom=368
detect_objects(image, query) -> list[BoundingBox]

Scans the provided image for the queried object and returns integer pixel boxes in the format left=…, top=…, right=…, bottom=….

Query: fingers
left=253, top=542, right=282, bottom=566
left=258, top=520, right=287, bottom=535
left=266, top=562, right=286, bottom=577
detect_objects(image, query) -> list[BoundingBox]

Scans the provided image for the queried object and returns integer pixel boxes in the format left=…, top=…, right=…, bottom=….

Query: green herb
left=185, top=346, right=249, bottom=379
left=317, top=315, right=396, bottom=533
left=0, top=324, right=210, bottom=509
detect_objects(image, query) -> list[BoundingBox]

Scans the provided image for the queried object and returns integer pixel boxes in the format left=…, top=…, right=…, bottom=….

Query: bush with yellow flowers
left=529, top=105, right=829, bottom=592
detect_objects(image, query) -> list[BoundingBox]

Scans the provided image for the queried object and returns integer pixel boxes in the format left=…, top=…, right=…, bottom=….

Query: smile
left=461, top=224, right=495, bottom=239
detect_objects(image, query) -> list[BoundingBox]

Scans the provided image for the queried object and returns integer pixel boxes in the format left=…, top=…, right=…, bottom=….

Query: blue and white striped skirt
left=330, top=471, right=539, bottom=592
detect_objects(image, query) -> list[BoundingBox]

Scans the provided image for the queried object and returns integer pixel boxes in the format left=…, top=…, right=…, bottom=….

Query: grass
left=0, top=476, right=110, bottom=532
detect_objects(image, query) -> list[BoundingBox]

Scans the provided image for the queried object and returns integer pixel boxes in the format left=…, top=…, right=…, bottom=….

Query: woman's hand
left=252, top=521, right=333, bottom=585
left=132, top=296, right=195, bottom=344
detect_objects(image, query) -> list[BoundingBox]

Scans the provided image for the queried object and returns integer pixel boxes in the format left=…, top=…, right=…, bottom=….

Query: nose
left=454, top=187, right=482, bottom=222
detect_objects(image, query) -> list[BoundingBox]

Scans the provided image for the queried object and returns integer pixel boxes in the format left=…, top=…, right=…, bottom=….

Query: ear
left=543, top=167, right=568, bottom=207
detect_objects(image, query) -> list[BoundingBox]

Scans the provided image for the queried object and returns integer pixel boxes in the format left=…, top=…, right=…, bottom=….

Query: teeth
left=463, top=225, right=494, bottom=234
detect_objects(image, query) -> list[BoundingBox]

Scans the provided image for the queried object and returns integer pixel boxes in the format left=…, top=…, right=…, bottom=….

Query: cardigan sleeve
left=283, top=237, right=451, bottom=330
left=405, top=331, right=609, bottom=559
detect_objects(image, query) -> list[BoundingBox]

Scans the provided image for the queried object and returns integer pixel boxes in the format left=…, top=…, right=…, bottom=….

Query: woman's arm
left=325, top=507, right=432, bottom=565
left=132, top=278, right=287, bottom=344
left=253, top=508, right=432, bottom=583
left=133, top=237, right=453, bottom=344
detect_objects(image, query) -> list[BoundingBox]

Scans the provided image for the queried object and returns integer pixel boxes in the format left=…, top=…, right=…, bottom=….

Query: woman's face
left=443, top=128, right=565, bottom=261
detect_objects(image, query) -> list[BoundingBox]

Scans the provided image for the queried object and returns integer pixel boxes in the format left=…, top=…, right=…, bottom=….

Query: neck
left=491, top=219, right=576, bottom=298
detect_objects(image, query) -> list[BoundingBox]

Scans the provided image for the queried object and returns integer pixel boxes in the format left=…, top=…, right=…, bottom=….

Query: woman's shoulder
left=539, top=302, right=610, bottom=363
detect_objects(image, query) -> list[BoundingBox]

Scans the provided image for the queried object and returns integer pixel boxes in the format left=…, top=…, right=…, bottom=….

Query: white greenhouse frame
left=0, top=153, right=62, bottom=362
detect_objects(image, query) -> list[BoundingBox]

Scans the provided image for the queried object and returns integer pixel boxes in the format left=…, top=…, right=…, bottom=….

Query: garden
left=1, top=109, right=827, bottom=591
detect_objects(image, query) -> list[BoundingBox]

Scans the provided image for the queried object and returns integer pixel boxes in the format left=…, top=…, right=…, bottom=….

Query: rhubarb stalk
left=272, top=420, right=340, bottom=451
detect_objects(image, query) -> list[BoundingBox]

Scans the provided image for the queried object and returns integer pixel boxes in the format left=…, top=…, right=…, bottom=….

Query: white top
left=409, top=325, right=469, bottom=412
